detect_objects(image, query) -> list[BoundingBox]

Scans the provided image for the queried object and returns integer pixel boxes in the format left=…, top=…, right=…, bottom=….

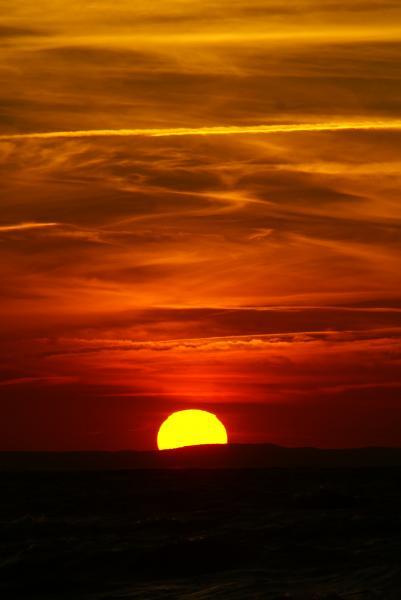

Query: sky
left=1, top=0, right=401, bottom=450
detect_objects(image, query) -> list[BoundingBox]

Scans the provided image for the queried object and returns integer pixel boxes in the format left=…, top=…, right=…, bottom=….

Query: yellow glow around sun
left=157, top=409, right=228, bottom=450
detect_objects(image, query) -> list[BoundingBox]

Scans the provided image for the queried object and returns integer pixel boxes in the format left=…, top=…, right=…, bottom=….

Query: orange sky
left=1, top=1, right=401, bottom=449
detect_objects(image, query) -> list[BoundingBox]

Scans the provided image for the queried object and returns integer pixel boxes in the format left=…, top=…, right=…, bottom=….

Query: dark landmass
left=1, top=443, right=401, bottom=470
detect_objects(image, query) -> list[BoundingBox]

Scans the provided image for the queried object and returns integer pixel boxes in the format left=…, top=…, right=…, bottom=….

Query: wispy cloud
left=42, top=326, right=401, bottom=357
left=0, top=222, right=59, bottom=232
left=0, top=375, right=77, bottom=386
left=3, top=119, right=401, bottom=141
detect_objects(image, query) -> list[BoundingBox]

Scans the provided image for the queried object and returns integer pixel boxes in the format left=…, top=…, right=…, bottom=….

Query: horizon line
left=1, top=443, right=401, bottom=453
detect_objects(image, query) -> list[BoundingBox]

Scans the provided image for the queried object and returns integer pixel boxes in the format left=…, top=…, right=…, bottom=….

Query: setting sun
left=157, top=409, right=228, bottom=450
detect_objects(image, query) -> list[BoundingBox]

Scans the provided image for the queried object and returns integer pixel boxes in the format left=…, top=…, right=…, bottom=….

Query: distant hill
left=1, top=444, right=401, bottom=470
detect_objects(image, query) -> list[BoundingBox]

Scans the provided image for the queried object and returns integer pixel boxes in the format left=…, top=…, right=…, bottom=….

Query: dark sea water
left=1, top=468, right=401, bottom=599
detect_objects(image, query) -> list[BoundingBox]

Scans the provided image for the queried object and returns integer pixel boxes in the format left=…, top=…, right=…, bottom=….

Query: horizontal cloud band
left=3, top=120, right=401, bottom=141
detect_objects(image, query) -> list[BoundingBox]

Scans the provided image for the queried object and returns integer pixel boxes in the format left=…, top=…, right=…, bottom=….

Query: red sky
left=1, top=1, right=401, bottom=450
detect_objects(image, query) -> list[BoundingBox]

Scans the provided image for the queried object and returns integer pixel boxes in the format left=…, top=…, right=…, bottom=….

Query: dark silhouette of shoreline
left=2, top=443, right=401, bottom=470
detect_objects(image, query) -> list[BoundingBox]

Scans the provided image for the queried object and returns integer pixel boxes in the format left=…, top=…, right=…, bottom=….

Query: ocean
left=1, top=468, right=400, bottom=599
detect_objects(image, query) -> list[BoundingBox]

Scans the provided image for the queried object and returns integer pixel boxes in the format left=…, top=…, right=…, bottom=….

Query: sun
left=157, top=409, right=228, bottom=450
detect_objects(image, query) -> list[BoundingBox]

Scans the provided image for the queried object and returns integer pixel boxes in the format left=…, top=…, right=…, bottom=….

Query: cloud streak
left=0, top=222, right=59, bottom=232
left=3, top=119, right=401, bottom=141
